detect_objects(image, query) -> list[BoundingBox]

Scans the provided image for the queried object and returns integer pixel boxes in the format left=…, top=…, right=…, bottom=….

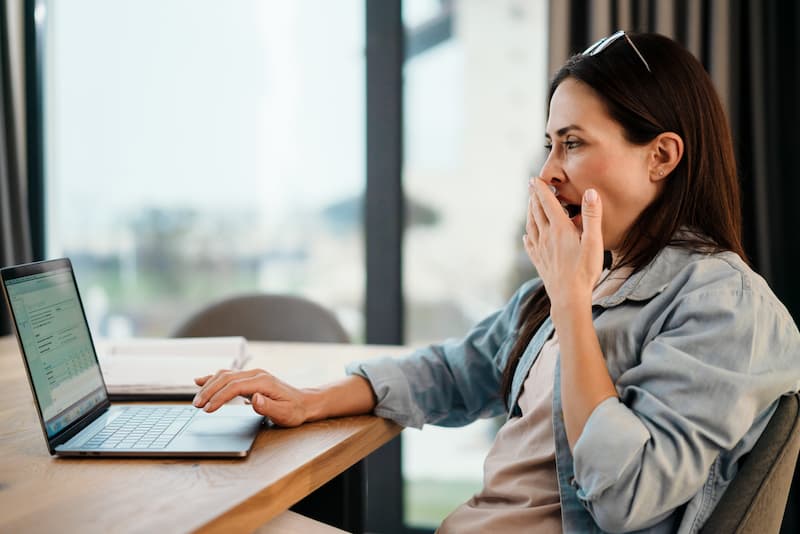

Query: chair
left=700, top=393, right=800, bottom=534
left=171, top=293, right=349, bottom=343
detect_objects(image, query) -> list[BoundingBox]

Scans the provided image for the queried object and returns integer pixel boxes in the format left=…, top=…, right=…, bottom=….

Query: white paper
left=95, top=337, right=250, bottom=395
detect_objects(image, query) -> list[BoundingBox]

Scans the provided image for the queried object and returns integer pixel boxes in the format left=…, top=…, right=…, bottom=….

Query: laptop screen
left=4, top=264, right=107, bottom=437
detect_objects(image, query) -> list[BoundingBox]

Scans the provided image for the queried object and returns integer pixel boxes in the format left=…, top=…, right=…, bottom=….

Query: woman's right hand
left=193, top=369, right=308, bottom=427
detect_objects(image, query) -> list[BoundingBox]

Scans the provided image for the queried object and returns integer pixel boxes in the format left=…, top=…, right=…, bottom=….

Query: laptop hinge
left=50, top=400, right=112, bottom=449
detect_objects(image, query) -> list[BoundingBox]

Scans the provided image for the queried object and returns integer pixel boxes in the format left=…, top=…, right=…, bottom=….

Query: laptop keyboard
left=83, top=406, right=196, bottom=449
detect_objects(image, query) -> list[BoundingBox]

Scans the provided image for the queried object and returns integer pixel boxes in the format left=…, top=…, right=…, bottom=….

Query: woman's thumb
left=581, top=188, right=603, bottom=253
left=252, top=393, right=267, bottom=410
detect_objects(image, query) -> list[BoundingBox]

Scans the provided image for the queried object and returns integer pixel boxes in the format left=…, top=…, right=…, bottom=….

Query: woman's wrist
left=550, top=289, right=592, bottom=327
left=300, top=375, right=377, bottom=423
left=300, top=387, right=327, bottom=423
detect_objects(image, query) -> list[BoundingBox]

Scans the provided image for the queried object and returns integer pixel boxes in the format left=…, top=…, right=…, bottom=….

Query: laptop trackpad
left=167, top=408, right=264, bottom=454
left=185, top=416, right=257, bottom=436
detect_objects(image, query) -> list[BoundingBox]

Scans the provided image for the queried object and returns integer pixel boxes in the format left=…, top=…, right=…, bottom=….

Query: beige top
left=439, top=269, right=630, bottom=533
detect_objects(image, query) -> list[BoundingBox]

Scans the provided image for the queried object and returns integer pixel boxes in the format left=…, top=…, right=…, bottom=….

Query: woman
left=192, top=32, right=800, bottom=533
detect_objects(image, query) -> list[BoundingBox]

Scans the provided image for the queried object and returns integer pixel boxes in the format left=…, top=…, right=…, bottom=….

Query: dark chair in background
left=171, top=293, right=349, bottom=343
left=172, top=293, right=360, bottom=532
left=701, top=393, right=800, bottom=534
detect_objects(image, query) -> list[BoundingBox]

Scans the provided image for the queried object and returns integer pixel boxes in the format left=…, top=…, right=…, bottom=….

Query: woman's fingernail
left=192, top=395, right=202, bottom=407
left=585, top=188, right=598, bottom=203
left=203, top=402, right=212, bottom=412
left=548, top=185, right=557, bottom=195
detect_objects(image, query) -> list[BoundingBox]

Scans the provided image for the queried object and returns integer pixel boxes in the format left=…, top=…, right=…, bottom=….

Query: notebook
left=96, top=336, right=250, bottom=401
left=0, top=258, right=264, bottom=457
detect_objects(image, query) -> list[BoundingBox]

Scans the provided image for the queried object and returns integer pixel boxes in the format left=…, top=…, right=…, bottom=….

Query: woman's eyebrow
left=545, top=124, right=585, bottom=139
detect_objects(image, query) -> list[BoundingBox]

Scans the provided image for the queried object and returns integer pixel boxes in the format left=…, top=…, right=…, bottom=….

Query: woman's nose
left=538, top=155, right=564, bottom=185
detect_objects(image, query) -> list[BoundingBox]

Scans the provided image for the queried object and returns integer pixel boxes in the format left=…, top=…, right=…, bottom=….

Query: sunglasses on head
left=582, top=30, right=651, bottom=73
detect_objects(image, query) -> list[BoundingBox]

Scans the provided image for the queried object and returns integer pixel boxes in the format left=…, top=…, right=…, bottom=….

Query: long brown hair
left=500, top=33, right=747, bottom=405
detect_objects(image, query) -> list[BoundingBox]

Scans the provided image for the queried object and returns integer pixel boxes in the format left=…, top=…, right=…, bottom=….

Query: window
left=41, top=0, right=365, bottom=340
left=402, top=0, right=549, bottom=527
left=35, top=1, right=550, bottom=529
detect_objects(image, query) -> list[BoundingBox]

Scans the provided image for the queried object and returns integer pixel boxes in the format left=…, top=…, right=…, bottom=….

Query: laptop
left=1, top=258, right=265, bottom=457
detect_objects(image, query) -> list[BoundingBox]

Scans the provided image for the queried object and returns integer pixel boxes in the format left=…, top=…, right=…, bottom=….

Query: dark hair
left=500, top=33, right=747, bottom=404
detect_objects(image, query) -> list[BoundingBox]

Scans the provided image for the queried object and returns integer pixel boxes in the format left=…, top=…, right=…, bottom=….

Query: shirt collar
left=594, top=244, right=703, bottom=308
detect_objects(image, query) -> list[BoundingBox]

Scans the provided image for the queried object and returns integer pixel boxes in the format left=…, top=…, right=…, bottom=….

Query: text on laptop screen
left=5, top=267, right=106, bottom=436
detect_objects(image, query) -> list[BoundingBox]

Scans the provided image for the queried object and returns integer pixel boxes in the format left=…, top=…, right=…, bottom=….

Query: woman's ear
left=649, top=132, right=684, bottom=182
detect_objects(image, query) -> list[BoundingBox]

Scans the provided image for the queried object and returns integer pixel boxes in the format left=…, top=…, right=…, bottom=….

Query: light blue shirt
left=346, top=244, right=800, bottom=533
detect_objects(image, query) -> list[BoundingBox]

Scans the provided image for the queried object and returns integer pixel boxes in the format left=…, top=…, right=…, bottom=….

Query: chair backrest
left=700, top=393, right=800, bottom=534
left=171, top=293, right=349, bottom=343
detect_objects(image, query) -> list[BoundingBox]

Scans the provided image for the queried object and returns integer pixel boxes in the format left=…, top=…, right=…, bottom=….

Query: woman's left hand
left=523, top=178, right=605, bottom=321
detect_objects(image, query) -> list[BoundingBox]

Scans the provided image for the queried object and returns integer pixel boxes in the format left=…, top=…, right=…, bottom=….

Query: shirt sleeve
left=346, top=278, right=542, bottom=429
left=572, top=268, right=800, bottom=532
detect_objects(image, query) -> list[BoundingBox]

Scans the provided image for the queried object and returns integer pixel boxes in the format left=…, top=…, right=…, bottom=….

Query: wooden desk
left=0, top=336, right=409, bottom=533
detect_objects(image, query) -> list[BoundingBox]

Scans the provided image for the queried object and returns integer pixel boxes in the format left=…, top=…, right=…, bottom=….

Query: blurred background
left=33, top=0, right=545, bottom=527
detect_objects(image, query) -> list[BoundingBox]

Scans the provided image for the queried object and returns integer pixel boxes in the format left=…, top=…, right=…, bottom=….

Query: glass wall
left=38, top=0, right=550, bottom=529
left=402, top=0, right=549, bottom=528
left=42, top=0, right=365, bottom=340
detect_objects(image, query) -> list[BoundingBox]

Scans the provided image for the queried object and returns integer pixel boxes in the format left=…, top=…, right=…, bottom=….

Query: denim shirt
left=346, top=245, right=800, bottom=533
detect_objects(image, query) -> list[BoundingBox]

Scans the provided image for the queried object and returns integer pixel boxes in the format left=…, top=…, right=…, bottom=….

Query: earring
left=658, top=170, right=664, bottom=176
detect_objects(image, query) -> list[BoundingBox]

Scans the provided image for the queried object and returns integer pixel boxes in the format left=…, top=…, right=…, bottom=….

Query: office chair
left=700, top=393, right=800, bottom=534
left=171, top=293, right=349, bottom=343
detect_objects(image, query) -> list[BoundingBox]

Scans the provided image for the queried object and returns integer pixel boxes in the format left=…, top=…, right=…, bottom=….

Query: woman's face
left=540, top=77, right=663, bottom=253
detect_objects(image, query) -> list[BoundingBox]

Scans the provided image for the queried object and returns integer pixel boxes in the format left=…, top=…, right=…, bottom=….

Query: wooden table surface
left=0, top=336, right=410, bottom=533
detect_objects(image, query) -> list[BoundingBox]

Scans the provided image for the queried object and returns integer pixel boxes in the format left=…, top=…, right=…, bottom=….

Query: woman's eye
left=543, top=143, right=553, bottom=152
left=563, top=140, right=581, bottom=149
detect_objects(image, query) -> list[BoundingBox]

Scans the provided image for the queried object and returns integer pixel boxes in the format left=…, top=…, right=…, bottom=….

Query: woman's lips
left=565, top=203, right=582, bottom=218
left=557, top=197, right=582, bottom=230
left=559, top=197, right=582, bottom=217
